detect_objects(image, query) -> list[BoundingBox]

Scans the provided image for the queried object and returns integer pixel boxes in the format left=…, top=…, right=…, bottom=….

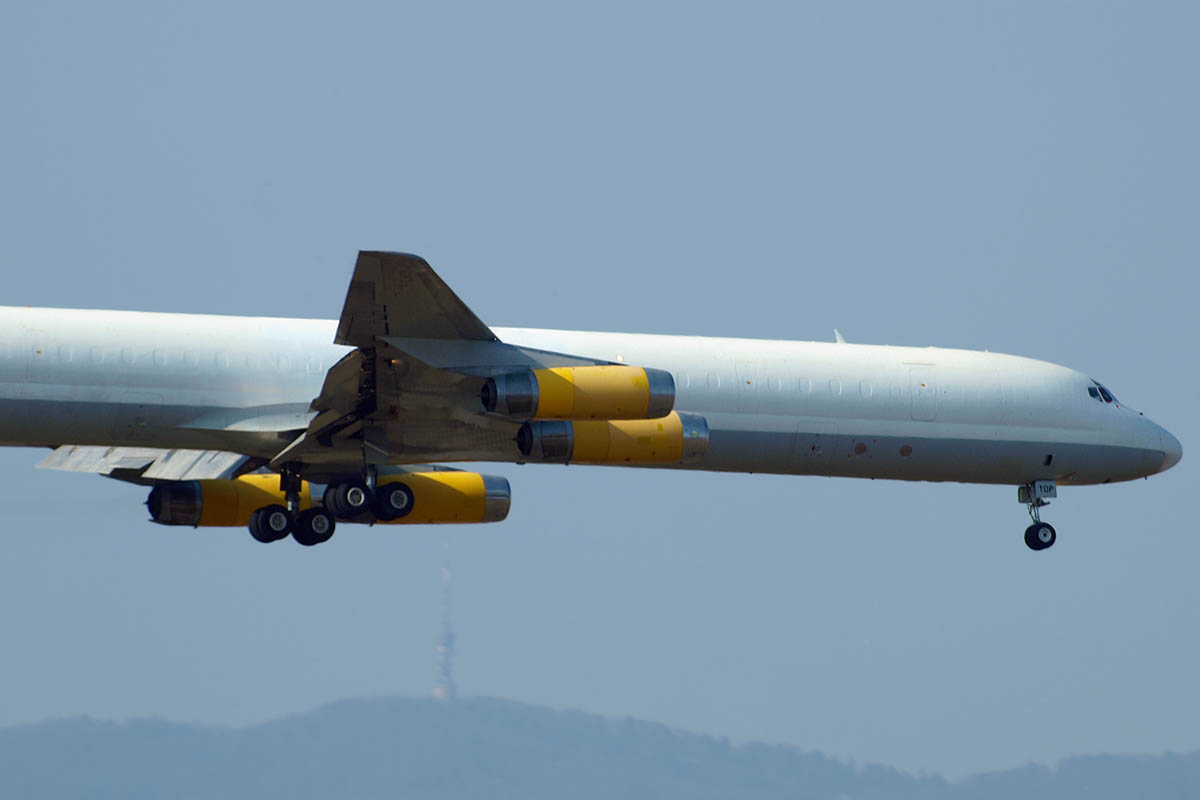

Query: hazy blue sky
left=0, top=0, right=1195, bottom=779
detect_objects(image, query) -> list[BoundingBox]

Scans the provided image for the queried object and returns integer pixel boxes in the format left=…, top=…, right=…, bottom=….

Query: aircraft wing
left=334, top=251, right=499, bottom=346
left=270, top=251, right=611, bottom=472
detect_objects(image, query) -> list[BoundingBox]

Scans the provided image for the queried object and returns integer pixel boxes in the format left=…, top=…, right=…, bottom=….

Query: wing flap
left=141, top=449, right=247, bottom=481
left=38, top=445, right=161, bottom=474
left=38, top=446, right=251, bottom=481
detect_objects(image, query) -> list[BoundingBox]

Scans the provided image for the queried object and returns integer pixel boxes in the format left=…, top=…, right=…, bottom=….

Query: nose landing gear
left=1019, top=480, right=1057, bottom=551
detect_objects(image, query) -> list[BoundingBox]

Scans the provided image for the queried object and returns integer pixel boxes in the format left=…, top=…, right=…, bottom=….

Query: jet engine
left=147, top=474, right=310, bottom=527
left=146, top=471, right=510, bottom=527
left=481, top=366, right=674, bottom=420
left=370, top=471, right=511, bottom=524
left=516, top=411, right=709, bottom=465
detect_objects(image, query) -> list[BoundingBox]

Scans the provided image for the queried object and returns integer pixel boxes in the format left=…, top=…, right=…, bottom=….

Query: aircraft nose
left=1158, top=427, right=1183, bottom=473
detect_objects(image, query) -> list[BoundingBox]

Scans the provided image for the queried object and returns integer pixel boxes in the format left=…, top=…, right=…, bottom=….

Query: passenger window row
left=41, top=346, right=322, bottom=374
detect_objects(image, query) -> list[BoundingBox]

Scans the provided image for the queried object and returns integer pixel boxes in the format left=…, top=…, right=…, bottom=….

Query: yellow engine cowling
left=147, top=474, right=311, bottom=527
left=146, top=472, right=510, bottom=527
left=516, top=411, right=709, bottom=465
left=374, top=471, right=510, bottom=524
left=481, top=365, right=675, bottom=420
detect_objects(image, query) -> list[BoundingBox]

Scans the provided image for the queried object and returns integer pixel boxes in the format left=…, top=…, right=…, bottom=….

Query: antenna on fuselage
left=834, top=329, right=847, bottom=344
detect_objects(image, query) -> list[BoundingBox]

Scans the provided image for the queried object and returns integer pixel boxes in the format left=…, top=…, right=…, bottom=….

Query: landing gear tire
left=249, top=505, right=292, bottom=543
left=325, top=481, right=372, bottom=519
left=374, top=482, right=414, bottom=521
left=293, top=508, right=336, bottom=547
left=1019, top=482, right=1058, bottom=552
left=1024, top=523, right=1056, bottom=551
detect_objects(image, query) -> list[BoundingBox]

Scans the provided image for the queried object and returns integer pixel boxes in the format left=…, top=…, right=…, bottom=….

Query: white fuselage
left=0, top=307, right=1180, bottom=486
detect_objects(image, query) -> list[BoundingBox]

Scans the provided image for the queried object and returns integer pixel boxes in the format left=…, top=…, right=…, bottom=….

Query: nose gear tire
left=1024, top=523, right=1056, bottom=551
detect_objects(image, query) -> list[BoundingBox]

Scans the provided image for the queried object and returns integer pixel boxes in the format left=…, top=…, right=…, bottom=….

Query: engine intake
left=517, top=411, right=709, bottom=465
left=482, top=366, right=674, bottom=420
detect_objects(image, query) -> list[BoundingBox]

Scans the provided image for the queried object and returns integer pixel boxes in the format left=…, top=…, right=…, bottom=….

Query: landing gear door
left=909, top=369, right=937, bottom=421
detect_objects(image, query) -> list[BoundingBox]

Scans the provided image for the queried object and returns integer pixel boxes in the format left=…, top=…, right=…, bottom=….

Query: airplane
left=0, top=252, right=1181, bottom=551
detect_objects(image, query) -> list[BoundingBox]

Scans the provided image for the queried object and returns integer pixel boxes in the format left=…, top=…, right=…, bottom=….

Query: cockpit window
left=1088, top=380, right=1117, bottom=405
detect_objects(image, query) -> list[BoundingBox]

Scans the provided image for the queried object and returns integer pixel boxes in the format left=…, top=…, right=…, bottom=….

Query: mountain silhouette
left=0, top=696, right=1195, bottom=799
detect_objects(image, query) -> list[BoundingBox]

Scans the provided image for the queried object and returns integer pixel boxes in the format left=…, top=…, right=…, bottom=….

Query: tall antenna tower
left=432, top=538, right=457, bottom=702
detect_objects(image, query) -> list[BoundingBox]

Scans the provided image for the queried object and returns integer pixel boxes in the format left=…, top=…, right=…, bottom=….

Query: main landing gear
left=247, top=464, right=337, bottom=547
left=1019, top=480, right=1057, bottom=551
left=249, top=505, right=337, bottom=546
left=323, top=466, right=415, bottom=523
left=245, top=466, right=417, bottom=546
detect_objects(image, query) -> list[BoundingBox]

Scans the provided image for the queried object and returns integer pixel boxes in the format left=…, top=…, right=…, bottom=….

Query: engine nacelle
left=146, top=472, right=510, bottom=527
left=147, top=474, right=312, bottom=527
left=516, top=411, right=709, bottom=465
left=481, top=366, right=674, bottom=420
left=375, top=471, right=510, bottom=524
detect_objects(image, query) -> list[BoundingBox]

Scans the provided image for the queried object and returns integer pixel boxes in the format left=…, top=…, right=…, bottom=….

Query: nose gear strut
left=1018, top=480, right=1057, bottom=551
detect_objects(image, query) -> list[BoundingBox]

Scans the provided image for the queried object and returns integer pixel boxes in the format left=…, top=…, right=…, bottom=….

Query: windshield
left=1088, top=380, right=1118, bottom=406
